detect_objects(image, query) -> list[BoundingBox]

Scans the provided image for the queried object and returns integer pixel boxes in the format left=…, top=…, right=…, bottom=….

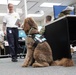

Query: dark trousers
left=7, top=27, right=18, bottom=58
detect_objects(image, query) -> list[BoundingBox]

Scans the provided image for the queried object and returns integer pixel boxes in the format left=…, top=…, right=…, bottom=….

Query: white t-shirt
left=3, top=12, right=20, bottom=28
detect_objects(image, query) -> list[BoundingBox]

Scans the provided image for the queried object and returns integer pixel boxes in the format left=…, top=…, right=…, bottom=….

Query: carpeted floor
left=0, top=53, right=76, bottom=75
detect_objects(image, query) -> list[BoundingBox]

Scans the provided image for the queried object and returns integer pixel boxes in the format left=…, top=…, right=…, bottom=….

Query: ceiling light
left=0, top=13, right=7, bottom=16
left=0, top=0, right=20, bottom=5
left=27, top=10, right=44, bottom=17
left=40, top=2, right=61, bottom=7
left=16, top=8, right=22, bottom=14
left=0, top=0, right=7, bottom=4
left=27, top=14, right=44, bottom=17
left=8, top=0, right=20, bottom=5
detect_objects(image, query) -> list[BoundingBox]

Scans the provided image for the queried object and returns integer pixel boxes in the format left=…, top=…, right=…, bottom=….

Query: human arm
left=3, top=15, right=7, bottom=35
left=3, top=22, right=6, bottom=35
left=16, top=13, right=21, bottom=27
left=39, top=26, right=45, bottom=35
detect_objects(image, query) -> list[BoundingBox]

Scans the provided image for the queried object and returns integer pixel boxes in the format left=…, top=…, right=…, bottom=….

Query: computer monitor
left=53, top=5, right=75, bottom=19
left=18, top=29, right=27, bottom=39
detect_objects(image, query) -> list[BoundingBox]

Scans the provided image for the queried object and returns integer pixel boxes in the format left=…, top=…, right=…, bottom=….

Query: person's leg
left=13, top=28, right=18, bottom=59
left=7, top=28, right=17, bottom=62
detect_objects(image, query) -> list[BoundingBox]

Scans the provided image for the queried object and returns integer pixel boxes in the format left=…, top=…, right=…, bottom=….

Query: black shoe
left=12, top=58, right=18, bottom=62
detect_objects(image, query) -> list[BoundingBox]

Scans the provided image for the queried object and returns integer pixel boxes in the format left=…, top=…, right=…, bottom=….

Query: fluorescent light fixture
left=0, top=0, right=20, bottom=5
left=27, top=14, right=43, bottom=17
left=8, top=0, right=20, bottom=5
left=0, top=0, right=7, bottom=4
left=40, top=2, right=61, bottom=7
left=16, top=8, right=22, bottom=14
left=0, top=13, right=7, bottom=16
left=27, top=10, right=44, bottom=17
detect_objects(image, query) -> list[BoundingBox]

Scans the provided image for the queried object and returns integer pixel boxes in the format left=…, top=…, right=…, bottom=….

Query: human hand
left=4, top=31, right=6, bottom=35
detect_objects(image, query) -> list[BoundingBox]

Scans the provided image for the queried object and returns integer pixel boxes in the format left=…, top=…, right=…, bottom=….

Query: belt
left=7, top=27, right=18, bottom=29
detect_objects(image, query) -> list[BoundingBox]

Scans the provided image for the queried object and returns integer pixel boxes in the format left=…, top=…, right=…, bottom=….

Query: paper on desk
left=58, top=6, right=74, bottom=18
left=62, top=6, right=74, bottom=12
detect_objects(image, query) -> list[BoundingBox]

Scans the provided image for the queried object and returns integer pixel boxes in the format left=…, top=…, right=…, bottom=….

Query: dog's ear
left=28, top=17, right=38, bottom=29
left=23, top=18, right=31, bottom=34
left=23, top=18, right=27, bottom=27
left=23, top=17, right=38, bottom=34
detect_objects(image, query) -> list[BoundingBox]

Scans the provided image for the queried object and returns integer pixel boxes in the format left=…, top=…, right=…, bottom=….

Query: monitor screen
left=53, top=5, right=75, bottom=19
left=18, top=29, right=26, bottom=38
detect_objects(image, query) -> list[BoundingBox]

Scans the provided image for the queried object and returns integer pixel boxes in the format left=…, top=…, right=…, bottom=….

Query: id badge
left=9, top=30, right=12, bottom=33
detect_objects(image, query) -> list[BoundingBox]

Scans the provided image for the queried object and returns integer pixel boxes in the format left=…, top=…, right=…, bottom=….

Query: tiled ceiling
left=0, top=0, right=76, bottom=24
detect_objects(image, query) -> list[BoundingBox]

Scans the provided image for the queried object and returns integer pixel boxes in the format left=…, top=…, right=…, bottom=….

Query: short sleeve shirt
left=3, top=12, right=20, bottom=28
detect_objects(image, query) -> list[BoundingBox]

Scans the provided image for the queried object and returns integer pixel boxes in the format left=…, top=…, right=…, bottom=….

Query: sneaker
left=12, top=58, right=18, bottom=62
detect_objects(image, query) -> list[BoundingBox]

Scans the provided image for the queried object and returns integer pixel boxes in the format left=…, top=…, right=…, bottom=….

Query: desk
left=18, top=39, right=26, bottom=54
left=44, top=15, right=76, bottom=60
left=4, top=40, right=26, bottom=55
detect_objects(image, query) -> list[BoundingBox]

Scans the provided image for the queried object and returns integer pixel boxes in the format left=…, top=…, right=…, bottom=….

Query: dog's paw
left=51, top=61, right=58, bottom=66
left=22, top=64, right=28, bottom=67
left=32, top=62, right=49, bottom=67
left=32, top=63, right=37, bottom=67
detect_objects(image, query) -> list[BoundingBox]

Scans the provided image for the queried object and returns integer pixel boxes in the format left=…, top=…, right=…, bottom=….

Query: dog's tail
left=51, top=58, right=74, bottom=67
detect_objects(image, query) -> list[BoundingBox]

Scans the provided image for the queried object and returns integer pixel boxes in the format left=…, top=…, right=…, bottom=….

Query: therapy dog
left=22, top=17, right=74, bottom=67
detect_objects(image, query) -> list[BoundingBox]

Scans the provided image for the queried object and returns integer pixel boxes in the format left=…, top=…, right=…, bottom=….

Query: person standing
left=3, top=3, right=20, bottom=62
left=0, top=29, right=4, bottom=51
left=40, top=15, right=52, bottom=35
left=45, top=15, right=52, bottom=24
